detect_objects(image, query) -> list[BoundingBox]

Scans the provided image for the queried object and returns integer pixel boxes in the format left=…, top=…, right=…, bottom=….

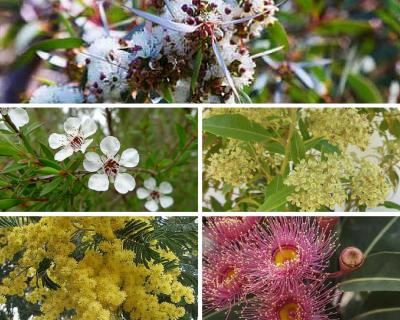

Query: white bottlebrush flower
left=136, top=177, right=174, bottom=211
left=83, top=136, right=139, bottom=194
left=30, top=85, right=84, bottom=103
left=49, top=117, right=97, bottom=161
left=0, top=107, right=29, bottom=129
left=129, top=27, right=164, bottom=59
left=77, top=37, right=132, bottom=101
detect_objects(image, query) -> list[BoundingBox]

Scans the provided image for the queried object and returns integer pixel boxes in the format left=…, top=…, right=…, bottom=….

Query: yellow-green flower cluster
left=285, top=154, right=391, bottom=211
left=306, top=108, right=372, bottom=150
left=0, top=217, right=195, bottom=320
left=207, top=140, right=260, bottom=186
left=351, top=159, right=391, bottom=208
left=285, top=154, right=354, bottom=211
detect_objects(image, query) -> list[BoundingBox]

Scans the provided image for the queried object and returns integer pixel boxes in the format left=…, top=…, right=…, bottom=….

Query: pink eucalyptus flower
left=242, top=281, right=338, bottom=320
left=203, top=241, right=248, bottom=312
left=204, top=217, right=261, bottom=244
left=242, top=217, right=336, bottom=293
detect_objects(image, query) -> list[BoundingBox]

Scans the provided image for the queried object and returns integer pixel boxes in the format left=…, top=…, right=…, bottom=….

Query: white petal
left=145, top=199, right=159, bottom=212
left=80, top=139, right=93, bottom=153
left=100, top=136, right=120, bottom=158
left=159, top=181, right=173, bottom=194
left=160, top=196, right=174, bottom=209
left=8, top=108, right=29, bottom=129
left=144, top=177, right=156, bottom=190
left=83, top=152, right=103, bottom=172
left=88, top=174, right=109, bottom=191
left=54, top=146, right=74, bottom=161
left=81, top=119, right=97, bottom=138
left=120, top=148, right=139, bottom=168
left=64, top=117, right=81, bottom=135
left=136, top=187, right=150, bottom=199
left=114, top=173, right=136, bottom=194
left=48, top=133, right=68, bottom=149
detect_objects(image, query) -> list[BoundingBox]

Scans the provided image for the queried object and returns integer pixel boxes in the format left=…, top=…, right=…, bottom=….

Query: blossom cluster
left=203, top=108, right=398, bottom=211
left=28, top=0, right=280, bottom=103
left=203, top=217, right=338, bottom=319
left=0, top=107, right=175, bottom=211
left=0, top=217, right=195, bottom=320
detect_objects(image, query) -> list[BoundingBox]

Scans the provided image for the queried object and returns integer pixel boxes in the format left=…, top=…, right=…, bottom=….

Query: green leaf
left=347, top=74, right=384, bottom=103
left=203, top=114, right=275, bottom=142
left=290, top=130, right=305, bottom=163
left=266, top=21, right=289, bottom=53
left=263, top=140, right=285, bottom=154
left=39, top=158, right=62, bottom=170
left=257, top=186, right=294, bottom=212
left=15, top=38, right=84, bottom=66
left=0, top=199, right=22, bottom=210
left=40, top=143, right=55, bottom=160
left=340, top=252, right=400, bottom=292
left=0, top=216, right=40, bottom=228
left=316, top=19, right=372, bottom=36
left=311, top=139, right=341, bottom=154
left=176, top=124, right=186, bottom=149
left=40, top=177, right=63, bottom=196
left=0, top=141, right=19, bottom=156
left=190, top=48, right=203, bottom=97
left=37, top=167, right=60, bottom=175
left=0, top=163, right=25, bottom=174
left=383, top=201, right=400, bottom=211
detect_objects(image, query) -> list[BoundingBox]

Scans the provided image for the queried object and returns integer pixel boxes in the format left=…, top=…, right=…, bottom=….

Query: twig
left=105, top=108, right=114, bottom=136
left=160, top=135, right=196, bottom=173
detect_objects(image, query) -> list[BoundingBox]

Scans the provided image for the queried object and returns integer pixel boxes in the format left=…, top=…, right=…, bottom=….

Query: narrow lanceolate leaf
left=340, top=252, right=400, bottom=292
left=40, top=177, right=63, bottom=197
left=203, top=114, right=275, bottom=142
left=211, top=37, right=240, bottom=101
left=257, top=186, right=294, bottom=212
left=251, top=46, right=284, bottom=59
left=383, top=201, right=400, bottom=211
left=123, top=6, right=198, bottom=33
left=0, top=199, right=22, bottom=210
left=290, top=130, right=306, bottom=163
left=190, top=48, right=203, bottom=97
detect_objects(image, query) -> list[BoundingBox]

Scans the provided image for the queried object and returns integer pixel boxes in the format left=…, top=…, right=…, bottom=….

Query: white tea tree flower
left=137, top=177, right=174, bottom=211
left=0, top=107, right=29, bottom=129
left=49, top=117, right=97, bottom=161
left=83, top=136, right=139, bottom=194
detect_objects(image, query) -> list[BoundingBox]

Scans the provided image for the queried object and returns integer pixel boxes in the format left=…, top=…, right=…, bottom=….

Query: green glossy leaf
left=340, top=252, right=400, bottom=292
left=290, top=130, right=305, bottom=163
left=383, top=201, right=400, bottom=211
left=15, top=38, right=84, bottom=66
left=190, top=48, right=203, bottom=97
left=347, top=74, right=384, bottom=103
left=0, top=141, right=19, bottom=156
left=203, top=114, right=275, bottom=142
left=37, top=167, right=60, bottom=175
left=266, top=21, right=289, bottom=53
left=40, top=177, right=63, bottom=196
left=38, top=158, right=62, bottom=170
left=0, top=199, right=22, bottom=210
left=257, top=186, right=294, bottom=212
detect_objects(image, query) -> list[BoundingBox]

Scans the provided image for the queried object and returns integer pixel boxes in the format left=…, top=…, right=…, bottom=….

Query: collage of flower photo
left=1, top=0, right=400, bottom=319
